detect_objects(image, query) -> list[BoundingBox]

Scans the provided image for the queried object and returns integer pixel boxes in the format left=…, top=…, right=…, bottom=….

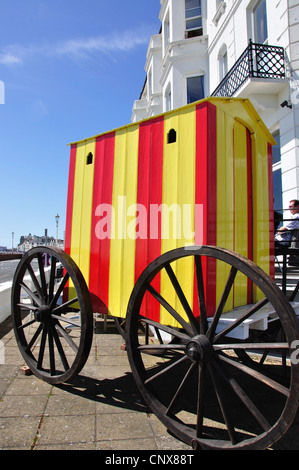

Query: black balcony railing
left=211, top=40, right=286, bottom=98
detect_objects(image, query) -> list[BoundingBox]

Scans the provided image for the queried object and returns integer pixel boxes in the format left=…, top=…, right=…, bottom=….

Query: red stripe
left=135, top=117, right=164, bottom=322
left=64, top=144, right=77, bottom=255
left=63, top=144, right=77, bottom=302
left=267, top=142, right=275, bottom=279
left=194, top=102, right=217, bottom=318
left=89, top=133, right=115, bottom=314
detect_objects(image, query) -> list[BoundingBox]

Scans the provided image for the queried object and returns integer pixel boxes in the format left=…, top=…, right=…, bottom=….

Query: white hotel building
left=132, top=0, right=299, bottom=215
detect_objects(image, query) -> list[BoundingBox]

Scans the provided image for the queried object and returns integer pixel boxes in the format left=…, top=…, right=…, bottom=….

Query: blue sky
left=0, top=0, right=161, bottom=249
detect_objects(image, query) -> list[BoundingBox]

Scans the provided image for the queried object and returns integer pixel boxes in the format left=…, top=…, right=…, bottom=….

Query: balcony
left=211, top=40, right=286, bottom=98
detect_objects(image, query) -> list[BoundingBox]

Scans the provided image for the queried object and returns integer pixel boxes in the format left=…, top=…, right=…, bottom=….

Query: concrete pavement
left=0, top=315, right=191, bottom=451
left=0, top=314, right=298, bottom=451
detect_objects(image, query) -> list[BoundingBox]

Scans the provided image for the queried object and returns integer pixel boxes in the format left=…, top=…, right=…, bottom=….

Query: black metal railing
left=211, top=40, right=285, bottom=98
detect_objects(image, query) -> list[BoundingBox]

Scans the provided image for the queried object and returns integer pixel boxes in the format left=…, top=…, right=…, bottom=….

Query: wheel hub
left=34, top=305, right=51, bottom=323
left=186, top=335, right=214, bottom=363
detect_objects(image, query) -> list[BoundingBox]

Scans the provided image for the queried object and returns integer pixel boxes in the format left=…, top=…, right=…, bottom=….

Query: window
left=163, top=13, right=170, bottom=54
left=167, top=129, right=177, bottom=144
left=148, top=69, right=152, bottom=98
left=185, top=0, right=203, bottom=38
left=213, top=1, right=226, bottom=26
left=219, top=46, right=228, bottom=81
left=253, top=0, right=268, bottom=44
left=165, top=85, right=172, bottom=111
left=187, top=76, right=205, bottom=104
left=86, top=152, right=93, bottom=165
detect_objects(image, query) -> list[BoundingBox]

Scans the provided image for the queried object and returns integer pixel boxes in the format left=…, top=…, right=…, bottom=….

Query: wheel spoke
left=48, top=256, right=57, bottom=303
left=212, top=358, right=271, bottom=431
left=194, top=256, right=208, bottom=334
left=165, top=263, right=200, bottom=335
left=213, top=296, right=269, bottom=344
left=51, top=297, right=79, bottom=315
left=207, top=266, right=238, bottom=340
left=26, top=323, right=43, bottom=352
left=51, top=314, right=81, bottom=328
left=138, top=343, right=185, bottom=352
left=37, top=325, right=47, bottom=370
left=166, top=362, right=197, bottom=415
left=47, top=323, right=56, bottom=376
left=214, top=342, right=289, bottom=351
left=17, top=318, right=37, bottom=329
left=208, top=362, right=239, bottom=445
left=37, top=253, right=47, bottom=301
left=49, top=272, right=69, bottom=310
left=26, top=263, right=43, bottom=300
left=146, top=283, right=194, bottom=336
left=218, top=353, right=290, bottom=397
left=138, top=316, right=190, bottom=343
left=144, top=355, right=188, bottom=385
left=196, top=363, right=205, bottom=437
left=20, top=282, right=42, bottom=307
left=55, top=323, right=79, bottom=353
left=153, top=326, right=163, bottom=344
left=17, top=302, right=38, bottom=311
left=50, top=322, right=70, bottom=372
left=259, top=324, right=287, bottom=366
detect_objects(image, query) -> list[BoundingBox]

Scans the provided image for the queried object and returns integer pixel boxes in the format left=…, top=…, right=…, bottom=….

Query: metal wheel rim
left=12, top=247, right=93, bottom=384
left=126, top=245, right=299, bottom=450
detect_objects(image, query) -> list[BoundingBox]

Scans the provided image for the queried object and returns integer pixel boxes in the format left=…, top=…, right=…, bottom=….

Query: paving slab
left=0, top=316, right=191, bottom=451
left=0, top=315, right=298, bottom=452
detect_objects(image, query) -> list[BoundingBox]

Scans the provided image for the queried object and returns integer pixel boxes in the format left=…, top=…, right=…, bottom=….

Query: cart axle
left=34, top=304, right=51, bottom=323
left=186, top=335, right=214, bottom=363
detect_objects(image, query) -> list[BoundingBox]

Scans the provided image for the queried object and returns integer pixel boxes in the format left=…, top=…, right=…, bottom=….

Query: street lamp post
left=55, top=214, right=60, bottom=246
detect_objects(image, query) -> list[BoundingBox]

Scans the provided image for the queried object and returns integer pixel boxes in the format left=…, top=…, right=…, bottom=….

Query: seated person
left=275, top=199, right=299, bottom=246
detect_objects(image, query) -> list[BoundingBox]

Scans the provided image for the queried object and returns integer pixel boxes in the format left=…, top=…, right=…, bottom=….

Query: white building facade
left=132, top=0, right=299, bottom=214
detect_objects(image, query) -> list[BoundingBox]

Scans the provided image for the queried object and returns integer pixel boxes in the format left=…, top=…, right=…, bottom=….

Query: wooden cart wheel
left=12, top=247, right=93, bottom=385
left=126, top=246, right=299, bottom=450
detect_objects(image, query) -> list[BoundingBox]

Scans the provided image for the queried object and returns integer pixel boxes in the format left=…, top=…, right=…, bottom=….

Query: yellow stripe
left=233, top=120, right=249, bottom=306
left=160, top=108, right=196, bottom=326
left=108, top=125, right=139, bottom=318
left=70, top=140, right=95, bottom=286
left=252, top=132, right=270, bottom=301
left=234, top=120, right=248, bottom=258
left=66, top=99, right=273, bottom=318
left=216, top=109, right=234, bottom=312
left=70, top=144, right=84, bottom=266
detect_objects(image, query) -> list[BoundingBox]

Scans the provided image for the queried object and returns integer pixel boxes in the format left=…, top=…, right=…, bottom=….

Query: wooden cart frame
left=8, top=244, right=299, bottom=450
left=7, top=98, right=299, bottom=450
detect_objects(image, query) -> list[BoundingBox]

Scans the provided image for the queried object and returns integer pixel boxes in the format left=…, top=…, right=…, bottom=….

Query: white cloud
left=0, top=49, right=23, bottom=66
left=0, top=27, right=151, bottom=65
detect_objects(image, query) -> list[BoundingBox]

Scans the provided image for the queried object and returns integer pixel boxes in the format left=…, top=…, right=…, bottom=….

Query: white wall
left=132, top=0, right=299, bottom=216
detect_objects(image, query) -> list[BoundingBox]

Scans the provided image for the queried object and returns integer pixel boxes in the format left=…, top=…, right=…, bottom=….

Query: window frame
left=218, top=46, right=228, bottom=81
left=162, top=10, right=170, bottom=57
left=165, top=84, right=172, bottom=112
left=185, top=0, right=203, bottom=38
left=186, top=75, right=205, bottom=104
left=252, top=0, right=268, bottom=44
